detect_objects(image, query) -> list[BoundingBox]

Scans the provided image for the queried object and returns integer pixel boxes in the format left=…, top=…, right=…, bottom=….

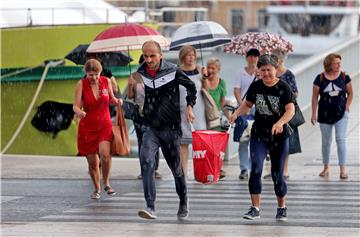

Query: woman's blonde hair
left=272, top=48, right=287, bottom=62
left=84, top=59, right=102, bottom=73
left=323, top=53, right=342, bottom=72
left=178, top=45, right=196, bottom=65
left=207, top=57, right=221, bottom=69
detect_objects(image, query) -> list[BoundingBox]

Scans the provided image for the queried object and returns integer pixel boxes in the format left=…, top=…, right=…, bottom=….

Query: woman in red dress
left=73, top=59, right=121, bottom=199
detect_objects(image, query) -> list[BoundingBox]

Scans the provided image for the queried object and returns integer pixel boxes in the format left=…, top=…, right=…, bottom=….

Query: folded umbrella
left=31, top=101, right=74, bottom=138
left=65, top=44, right=132, bottom=67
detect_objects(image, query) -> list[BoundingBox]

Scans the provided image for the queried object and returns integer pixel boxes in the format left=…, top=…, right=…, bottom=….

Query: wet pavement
left=1, top=77, right=359, bottom=236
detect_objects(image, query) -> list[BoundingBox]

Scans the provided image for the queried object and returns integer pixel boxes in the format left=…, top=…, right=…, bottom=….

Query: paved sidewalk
left=1, top=77, right=359, bottom=237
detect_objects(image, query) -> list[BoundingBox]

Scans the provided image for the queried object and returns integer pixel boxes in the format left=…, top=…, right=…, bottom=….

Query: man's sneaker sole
left=243, top=215, right=260, bottom=220
left=138, top=209, right=157, bottom=219
left=177, top=213, right=189, bottom=220
left=276, top=216, right=287, bottom=221
left=177, top=210, right=189, bottom=220
left=177, top=201, right=189, bottom=220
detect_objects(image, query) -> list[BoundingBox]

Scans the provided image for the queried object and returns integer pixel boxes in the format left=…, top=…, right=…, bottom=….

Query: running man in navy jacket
left=137, top=41, right=196, bottom=220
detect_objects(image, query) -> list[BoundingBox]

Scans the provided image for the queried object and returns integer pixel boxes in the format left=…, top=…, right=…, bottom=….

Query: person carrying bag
left=112, top=102, right=130, bottom=156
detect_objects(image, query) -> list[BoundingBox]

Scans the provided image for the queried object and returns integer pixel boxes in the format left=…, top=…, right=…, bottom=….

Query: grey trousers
left=140, top=126, right=187, bottom=210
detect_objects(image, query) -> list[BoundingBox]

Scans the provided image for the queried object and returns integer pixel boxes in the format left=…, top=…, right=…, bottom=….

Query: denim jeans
left=319, top=111, right=349, bottom=166
left=238, top=139, right=250, bottom=172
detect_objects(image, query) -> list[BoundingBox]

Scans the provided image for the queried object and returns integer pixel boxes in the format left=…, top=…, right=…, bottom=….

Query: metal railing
left=224, top=36, right=359, bottom=161
left=1, top=6, right=208, bottom=28
left=1, top=7, right=128, bottom=28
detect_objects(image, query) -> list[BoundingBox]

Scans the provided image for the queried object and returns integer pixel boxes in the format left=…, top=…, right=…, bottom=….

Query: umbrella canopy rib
left=170, top=33, right=230, bottom=49
left=170, top=39, right=231, bottom=51
left=169, top=21, right=230, bottom=52
left=88, top=35, right=169, bottom=52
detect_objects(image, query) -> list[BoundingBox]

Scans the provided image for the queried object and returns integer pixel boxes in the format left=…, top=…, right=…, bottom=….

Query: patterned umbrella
left=87, top=23, right=170, bottom=53
left=223, top=32, right=293, bottom=56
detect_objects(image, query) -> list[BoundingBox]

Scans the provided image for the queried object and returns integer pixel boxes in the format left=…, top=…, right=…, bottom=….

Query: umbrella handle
left=127, top=46, right=131, bottom=74
left=199, top=42, right=203, bottom=66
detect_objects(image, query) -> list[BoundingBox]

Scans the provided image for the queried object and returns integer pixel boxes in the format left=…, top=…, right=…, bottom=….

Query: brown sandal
left=319, top=170, right=329, bottom=177
left=340, top=173, right=348, bottom=179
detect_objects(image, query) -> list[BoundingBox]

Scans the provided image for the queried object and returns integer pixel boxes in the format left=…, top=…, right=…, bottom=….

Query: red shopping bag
left=192, top=130, right=229, bottom=184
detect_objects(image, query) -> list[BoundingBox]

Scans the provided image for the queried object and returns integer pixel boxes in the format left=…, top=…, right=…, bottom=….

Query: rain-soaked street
left=1, top=76, right=359, bottom=236
left=1, top=1, right=360, bottom=235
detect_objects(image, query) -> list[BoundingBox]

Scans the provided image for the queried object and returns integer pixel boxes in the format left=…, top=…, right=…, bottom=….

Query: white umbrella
left=170, top=21, right=231, bottom=64
left=170, top=21, right=230, bottom=50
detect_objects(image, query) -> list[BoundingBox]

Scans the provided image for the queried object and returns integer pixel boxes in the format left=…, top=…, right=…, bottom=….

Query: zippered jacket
left=137, top=59, right=197, bottom=131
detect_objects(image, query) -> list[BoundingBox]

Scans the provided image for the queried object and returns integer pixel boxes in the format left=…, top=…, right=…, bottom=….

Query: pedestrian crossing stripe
left=41, top=180, right=360, bottom=228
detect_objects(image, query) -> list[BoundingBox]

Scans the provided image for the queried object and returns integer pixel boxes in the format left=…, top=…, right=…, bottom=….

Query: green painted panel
left=1, top=78, right=128, bottom=155
left=1, top=24, right=143, bottom=68
left=1, top=65, right=139, bottom=82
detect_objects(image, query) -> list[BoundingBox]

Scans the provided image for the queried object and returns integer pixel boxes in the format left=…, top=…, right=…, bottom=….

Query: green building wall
left=0, top=24, right=149, bottom=155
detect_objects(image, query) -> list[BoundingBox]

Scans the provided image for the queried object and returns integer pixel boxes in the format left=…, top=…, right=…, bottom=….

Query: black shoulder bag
left=121, top=86, right=140, bottom=122
left=288, top=101, right=305, bottom=128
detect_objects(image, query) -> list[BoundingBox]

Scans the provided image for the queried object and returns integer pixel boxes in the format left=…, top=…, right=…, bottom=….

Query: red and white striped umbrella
left=223, top=32, right=293, bottom=56
left=87, top=23, right=170, bottom=53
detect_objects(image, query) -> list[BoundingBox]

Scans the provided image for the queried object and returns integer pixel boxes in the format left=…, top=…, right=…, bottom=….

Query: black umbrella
left=65, top=44, right=133, bottom=67
left=31, top=101, right=74, bottom=138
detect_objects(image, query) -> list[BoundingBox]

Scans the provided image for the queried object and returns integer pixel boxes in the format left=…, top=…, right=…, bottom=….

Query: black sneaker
left=239, top=170, right=248, bottom=180
left=243, top=206, right=260, bottom=220
left=276, top=207, right=287, bottom=221
left=177, top=200, right=189, bottom=220
left=138, top=207, right=157, bottom=219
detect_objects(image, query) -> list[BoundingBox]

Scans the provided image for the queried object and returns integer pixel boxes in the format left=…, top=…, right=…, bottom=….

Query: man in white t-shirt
left=233, top=48, right=260, bottom=180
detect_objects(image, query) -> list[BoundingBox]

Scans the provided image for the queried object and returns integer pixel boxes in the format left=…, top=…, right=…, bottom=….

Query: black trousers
left=134, top=120, right=159, bottom=170
left=140, top=126, right=187, bottom=210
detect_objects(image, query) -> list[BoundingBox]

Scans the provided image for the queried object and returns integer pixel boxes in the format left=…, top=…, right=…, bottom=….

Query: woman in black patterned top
left=229, top=54, right=295, bottom=221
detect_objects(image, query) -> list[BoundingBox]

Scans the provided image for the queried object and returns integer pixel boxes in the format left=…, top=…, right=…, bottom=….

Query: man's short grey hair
left=142, top=40, right=162, bottom=53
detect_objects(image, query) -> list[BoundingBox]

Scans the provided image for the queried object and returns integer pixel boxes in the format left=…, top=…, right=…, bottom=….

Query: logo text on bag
left=193, top=150, right=207, bottom=159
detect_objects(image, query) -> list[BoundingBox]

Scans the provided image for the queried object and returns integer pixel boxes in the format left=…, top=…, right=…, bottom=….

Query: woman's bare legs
left=250, top=194, right=260, bottom=208
left=180, top=144, right=189, bottom=178
left=99, top=140, right=112, bottom=187
left=277, top=196, right=286, bottom=208
left=283, top=155, right=289, bottom=177
left=86, top=154, right=101, bottom=192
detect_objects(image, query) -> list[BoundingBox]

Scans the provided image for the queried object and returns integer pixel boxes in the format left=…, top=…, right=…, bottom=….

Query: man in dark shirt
left=137, top=41, right=197, bottom=220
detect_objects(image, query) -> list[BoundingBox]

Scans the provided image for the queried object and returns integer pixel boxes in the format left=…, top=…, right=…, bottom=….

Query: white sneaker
left=138, top=207, right=157, bottom=219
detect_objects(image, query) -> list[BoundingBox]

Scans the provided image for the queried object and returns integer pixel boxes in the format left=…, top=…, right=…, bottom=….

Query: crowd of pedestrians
left=73, top=40, right=353, bottom=222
